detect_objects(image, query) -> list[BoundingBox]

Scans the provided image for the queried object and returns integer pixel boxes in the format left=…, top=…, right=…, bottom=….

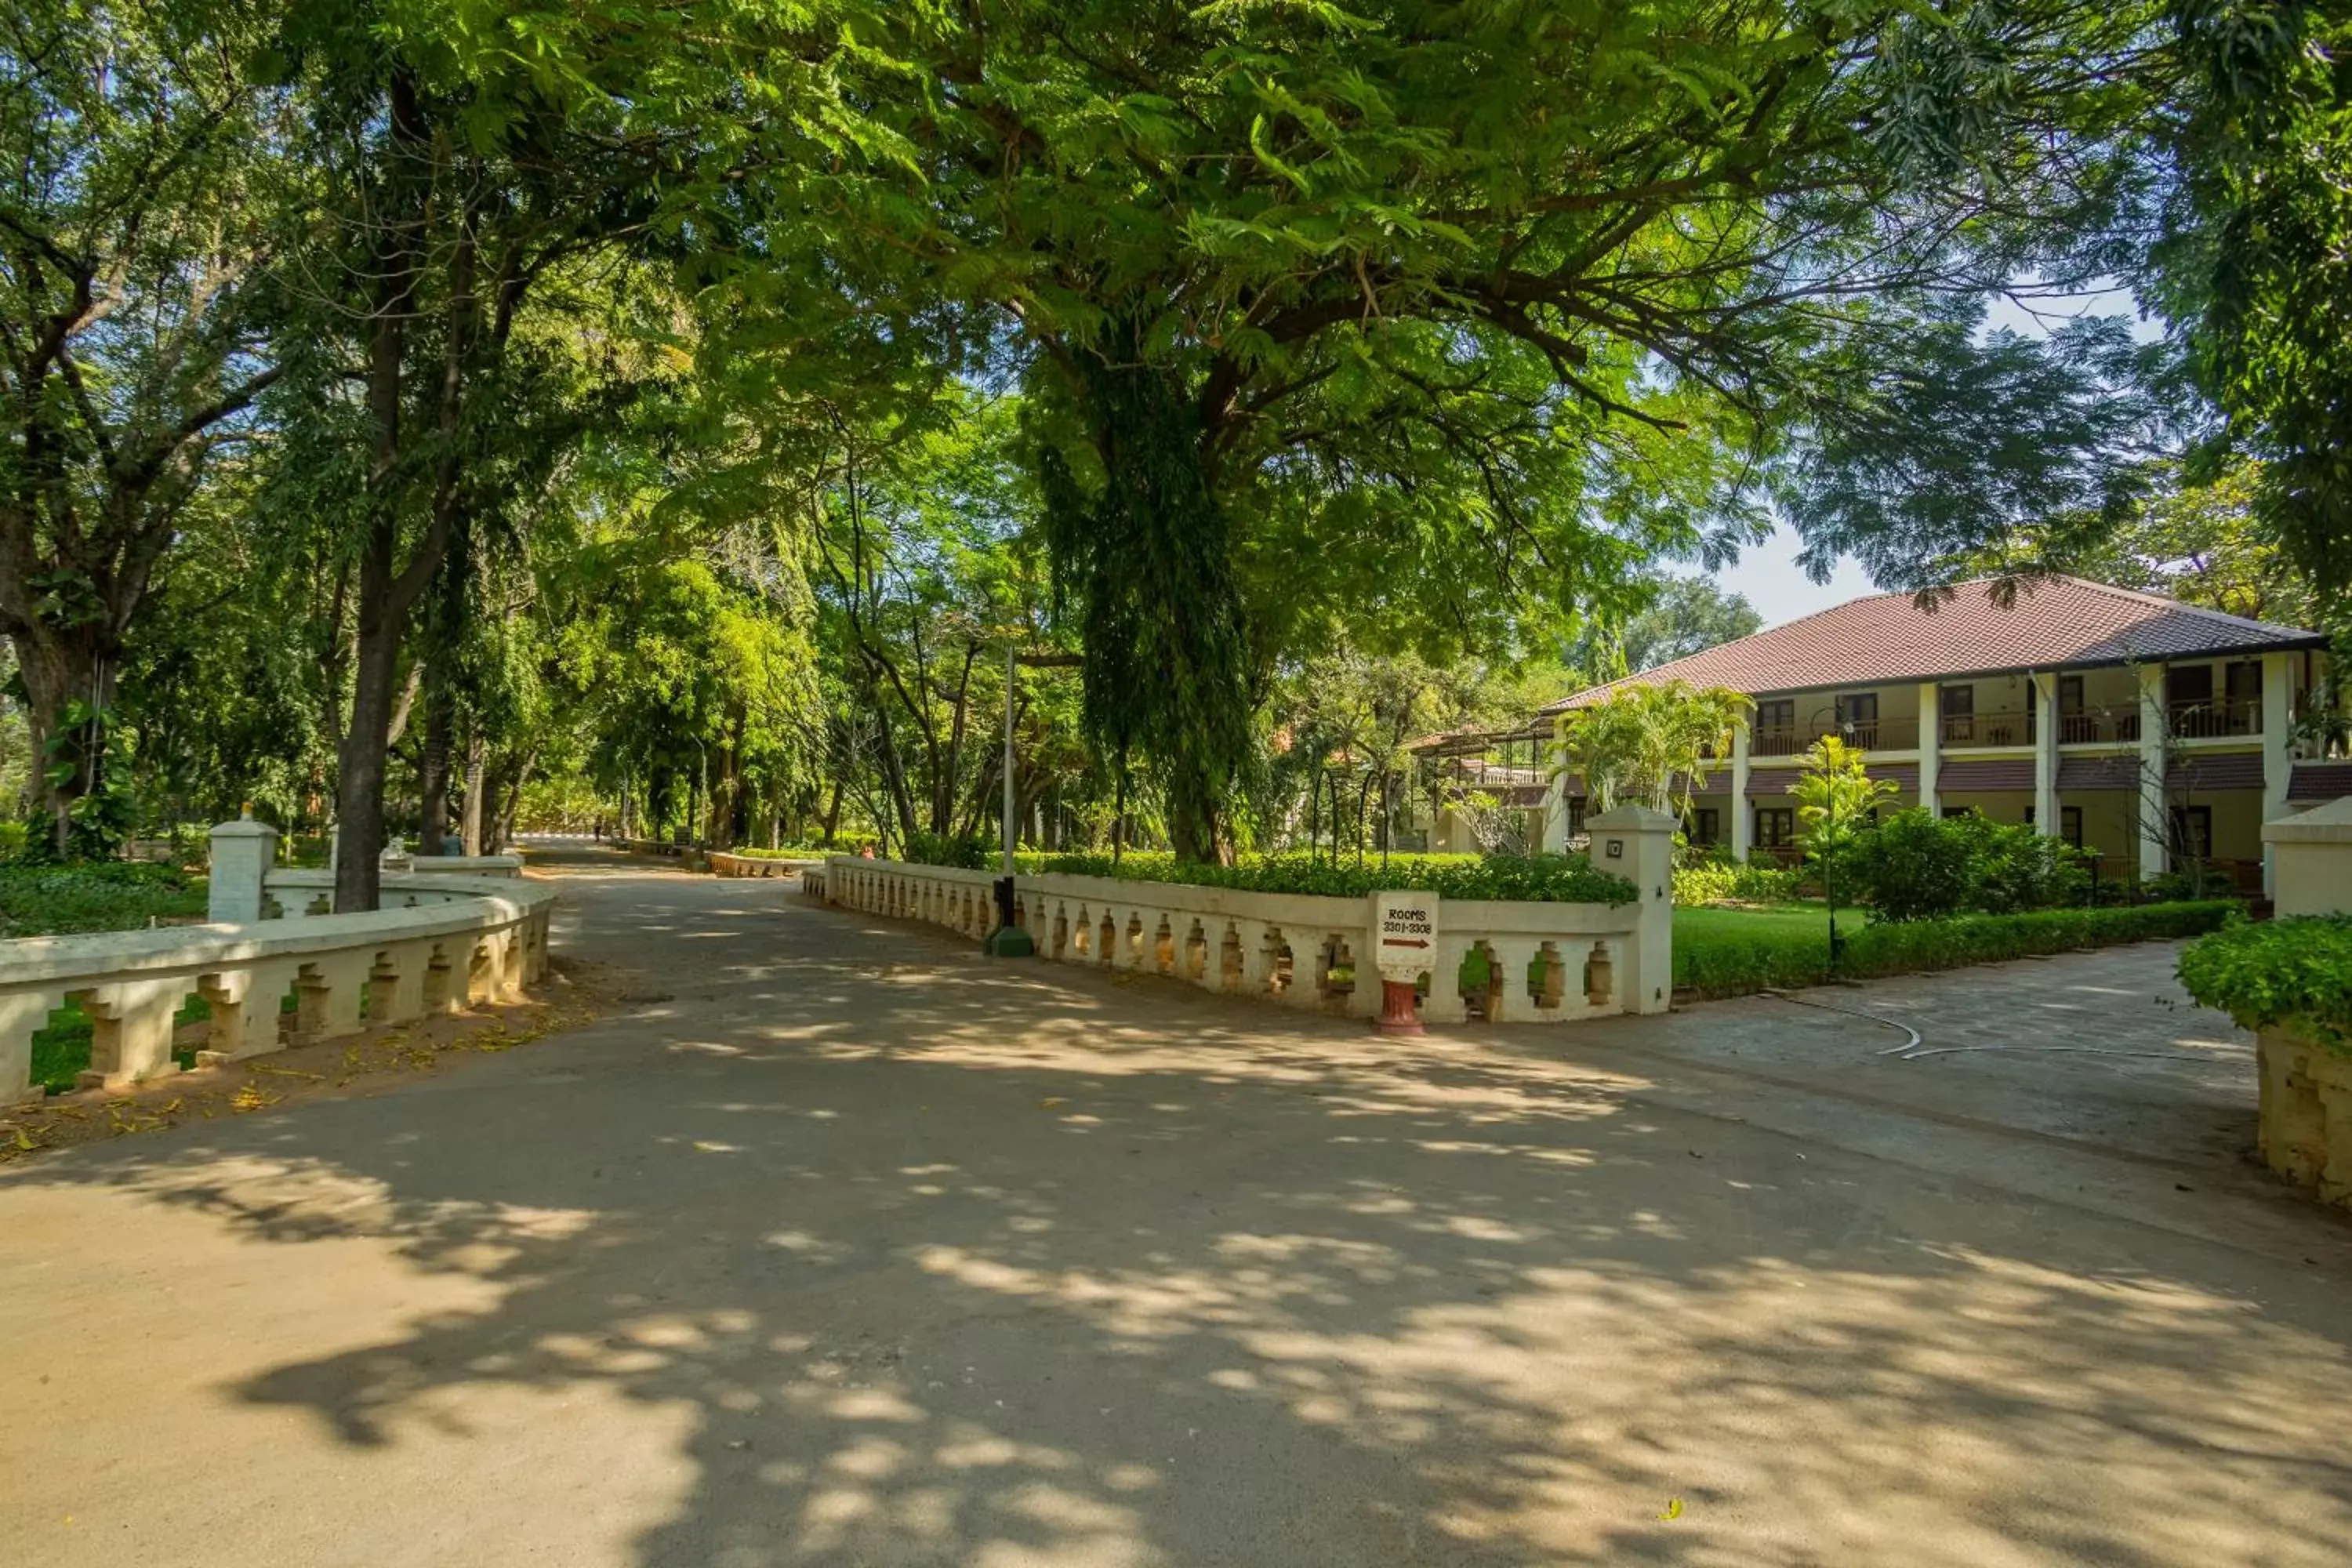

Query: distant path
left=3, top=846, right=2347, bottom=1567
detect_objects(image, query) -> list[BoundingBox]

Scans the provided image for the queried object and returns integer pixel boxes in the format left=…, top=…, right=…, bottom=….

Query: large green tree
left=725, top=0, right=2165, bottom=856
left=0, top=0, right=284, bottom=853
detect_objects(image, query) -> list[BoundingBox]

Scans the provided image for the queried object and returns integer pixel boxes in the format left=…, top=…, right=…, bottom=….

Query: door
left=1940, top=684, right=1974, bottom=742
left=2059, top=674, right=2087, bottom=742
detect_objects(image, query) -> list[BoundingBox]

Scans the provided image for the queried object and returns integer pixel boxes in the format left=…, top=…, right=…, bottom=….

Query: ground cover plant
left=2177, top=916, right=2352, bottom=1051
left=0, top=863, right=207, bottom=939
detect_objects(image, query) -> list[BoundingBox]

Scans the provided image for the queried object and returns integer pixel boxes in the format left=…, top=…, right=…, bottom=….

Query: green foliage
left=1672, top=861, right=1802, bottom=907
left=1845, top=809, right=2092, bottom=921
left=1011, top=851, right=1635, bottom=906
left=0, top=862, right=205, bottom=939
left=902, top=830, right=992, bottom=870
left=2176, top=915, right=2352, bottom=1051
left=2162, top=0, right=2352, bottom=598
left=1569, top=578, right=1763, bottom=680
left=1552, top=681, right=1751, bottom=815
left=1791, top=738, right=1900, bottom=869
left=1675, top=901, right=2237, bottom=999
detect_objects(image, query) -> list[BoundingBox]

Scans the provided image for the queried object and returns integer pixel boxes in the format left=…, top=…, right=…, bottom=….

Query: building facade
left=1530, top=576, right=2339, bottom=892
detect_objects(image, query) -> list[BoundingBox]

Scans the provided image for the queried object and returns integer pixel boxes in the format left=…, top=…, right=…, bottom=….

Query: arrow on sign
left=1382, top=937, right=1431, bottom=949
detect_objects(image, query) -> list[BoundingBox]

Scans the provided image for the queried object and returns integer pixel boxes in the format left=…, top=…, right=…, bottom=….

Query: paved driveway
left=3, top=848, right=2347, bottom=1568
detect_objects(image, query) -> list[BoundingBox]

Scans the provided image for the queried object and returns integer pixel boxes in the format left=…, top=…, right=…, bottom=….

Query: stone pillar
left=1588, top=804, right=1676, bottom=1015
left=1917, top=681, right=1941, bottom=816
left=2138, top=664, right=2168, bottom=882
left=1728, top=721, right=1752, bottom=863
left=2261, top=650, right=2296, bottom=895
left=2031, top=671, right=2060, bottom=837
left=2263, top=796, right=2352, bottom=916
left=208, top=816, right=278, bottom=924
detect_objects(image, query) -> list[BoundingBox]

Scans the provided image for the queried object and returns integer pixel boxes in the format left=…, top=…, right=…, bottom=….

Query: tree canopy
left=0, top=0, right=2342, bottom=883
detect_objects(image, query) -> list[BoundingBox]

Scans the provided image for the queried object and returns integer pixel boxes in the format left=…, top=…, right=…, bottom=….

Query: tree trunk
left=7, top=627, right=114, bottom=857
left=460, top=727, right=488, bottom=856
left=334, top=515, right=404, bottom=910
left=417, top=682, right=452, bottom=855
left=821, top=774, right=844, bottom=846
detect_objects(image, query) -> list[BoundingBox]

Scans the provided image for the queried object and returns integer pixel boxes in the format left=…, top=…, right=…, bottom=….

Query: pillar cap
left=2264, top=795, right=2352, bottom=845
left=1587, top=804, right=1678, bottom=831
left=209, top=818, right=278, bottom=839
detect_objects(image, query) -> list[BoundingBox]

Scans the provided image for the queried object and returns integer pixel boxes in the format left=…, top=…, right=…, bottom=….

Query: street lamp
left=985, top=648, right=1082, bottom=958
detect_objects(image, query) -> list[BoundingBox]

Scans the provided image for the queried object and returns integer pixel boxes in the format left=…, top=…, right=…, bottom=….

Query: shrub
left=1015, top=850, right=1638, bottom=905
left=1843, top=809, right=2092, bottom=920
left=902, top=830, right=991, bottom=869
left=0, top=862, right=207, bottom=939
left=1674, top=900, right=2236, bottom=998
left=2176, top=915, right=2352, bottom=1052
left=0, top=819, right=26, bottom=863
left=1672, top=860, right=1802, bottom=906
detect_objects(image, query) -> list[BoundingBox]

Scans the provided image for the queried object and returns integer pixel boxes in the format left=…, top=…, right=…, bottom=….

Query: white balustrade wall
left=3, top=837, right=557, bottom=1107
left=811, top=806, right=1677, bottom=1026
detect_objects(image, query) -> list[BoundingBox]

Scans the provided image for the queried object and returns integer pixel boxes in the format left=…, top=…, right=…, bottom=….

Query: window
left=1941, top=804, right=1975, bottom=819
left=2058, top=674, right=2092, bottom=742
left=2062, top=805, right=2084, bottom=848
left=1566, top=796, right=1588, bottom=836
left=1755, top=807, right=1795, bottom=848
left=2170, top=804, right=2212, bottom=860
left=1688, top=808, right=1719, bottom=846
left=2168, top=663, right=2213, bottom=706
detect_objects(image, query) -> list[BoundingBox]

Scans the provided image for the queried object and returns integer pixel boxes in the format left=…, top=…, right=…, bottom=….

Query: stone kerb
left=818, top=855, right=1664, bottom=1028
left=1, top=870, right=557, bottom=1108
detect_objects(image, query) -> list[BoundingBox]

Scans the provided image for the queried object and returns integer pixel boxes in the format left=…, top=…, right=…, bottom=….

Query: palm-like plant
left=1552, top=681, right=1752, bottom=818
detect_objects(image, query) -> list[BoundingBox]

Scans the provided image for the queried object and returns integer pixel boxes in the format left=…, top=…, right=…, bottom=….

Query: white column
left=2138, top=664, right=2168, bottom=881
left=208, top=816, right=278, bottom=924
left=1918, top=681, right=1941, bottom=817
left=2262, top=650, right=2296, bottom=895
left=2031, top=671, right=2060, bottom=837
left=1728, top=721, right=1752, bottom=862
left=1588, top=804, right=1676, bottom=1015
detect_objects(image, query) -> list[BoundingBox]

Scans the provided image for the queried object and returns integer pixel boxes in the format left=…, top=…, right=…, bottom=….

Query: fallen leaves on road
left=0, top=957, right=624, bottom=1165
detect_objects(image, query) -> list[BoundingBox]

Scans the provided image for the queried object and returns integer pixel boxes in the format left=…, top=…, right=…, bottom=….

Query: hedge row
left=1675, top=900, right=2238, bottom=999
left=880, top=845, right=1638, bottom=905
left=2176, top=916, right=2352, bottom=1052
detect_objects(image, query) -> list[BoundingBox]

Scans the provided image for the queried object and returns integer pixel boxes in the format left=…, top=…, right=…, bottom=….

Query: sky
left=1696, top=285, right=2151, bottom=627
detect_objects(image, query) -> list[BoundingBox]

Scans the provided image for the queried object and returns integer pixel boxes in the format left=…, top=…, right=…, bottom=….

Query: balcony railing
left=2169, top=699, right=2262, bottom=739
left=1939, top=710, right=2033, bottom=746
left=1751, top=715, right=1920, bottom=756
left=2057, top=710, right=2143, bottom=745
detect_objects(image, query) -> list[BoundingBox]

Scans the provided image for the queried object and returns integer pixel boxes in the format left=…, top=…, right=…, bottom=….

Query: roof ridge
left=2059, top=572, right=2315, bottom=635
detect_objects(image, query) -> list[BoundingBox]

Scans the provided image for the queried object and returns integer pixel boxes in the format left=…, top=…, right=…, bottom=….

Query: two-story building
left=1531, top=575, right=2340, bottom=892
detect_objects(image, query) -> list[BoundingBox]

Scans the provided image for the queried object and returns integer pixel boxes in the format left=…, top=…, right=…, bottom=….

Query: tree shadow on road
left=13, top=886, right=2352, bottom=1567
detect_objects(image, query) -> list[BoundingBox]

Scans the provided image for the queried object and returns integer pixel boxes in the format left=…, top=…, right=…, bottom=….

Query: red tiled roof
left=1545, top=575, right=2325, bottom=712
left=2170, top=753, right=2265, bottom=792
left=2288, top=761, right=2352, bottom=802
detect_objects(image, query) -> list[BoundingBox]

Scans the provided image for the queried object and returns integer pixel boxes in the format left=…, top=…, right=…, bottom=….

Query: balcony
left=1751, top=715, right=1921, bottom=757
left=1938, top=710, right=2031, bottom=747
left=2169, top=699, right=2262, bottom=739
left=2057, top=710, right=2143, bottom=745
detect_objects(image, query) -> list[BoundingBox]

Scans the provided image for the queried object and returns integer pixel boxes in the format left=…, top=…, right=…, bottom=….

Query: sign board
left=1372, top=891, right=1439, bottom=982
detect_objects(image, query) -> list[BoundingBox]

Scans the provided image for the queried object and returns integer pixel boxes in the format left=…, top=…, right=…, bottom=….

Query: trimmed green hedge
left=876, top=848, right=1636, bottom=904
left=1673, top=861, right=1802, bottom=906
left=2177, top=916, right=2352, bottom=1052
left=1675, top=900, right=2237, bottom=999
